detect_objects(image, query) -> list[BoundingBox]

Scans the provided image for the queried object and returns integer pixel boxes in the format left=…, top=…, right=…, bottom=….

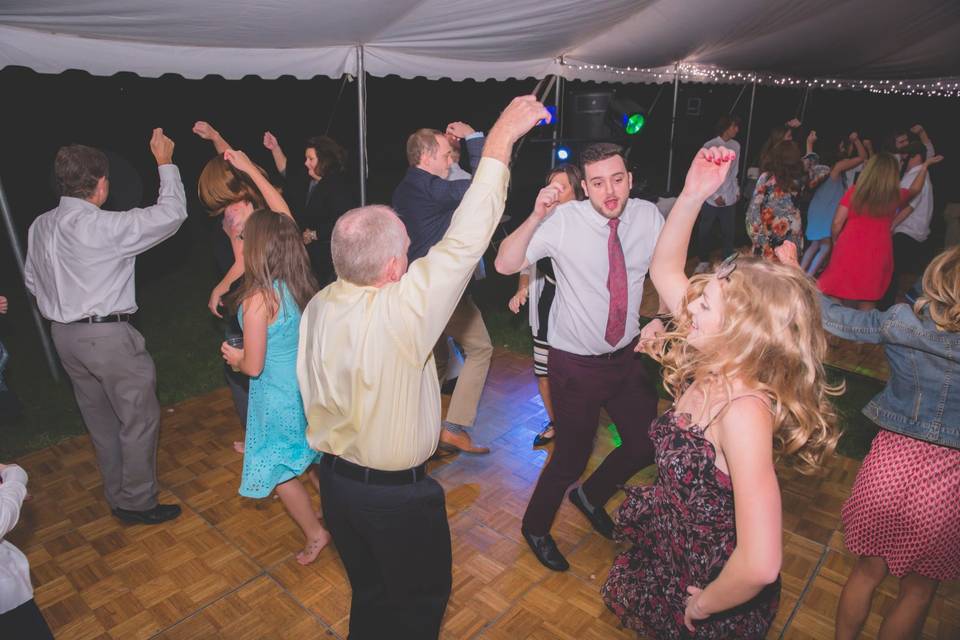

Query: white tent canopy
left=2, top=0, right=959, bottom=83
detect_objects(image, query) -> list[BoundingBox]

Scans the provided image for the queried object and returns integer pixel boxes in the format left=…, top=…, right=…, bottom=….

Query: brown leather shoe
left=439, top=426, right=490, bottom=454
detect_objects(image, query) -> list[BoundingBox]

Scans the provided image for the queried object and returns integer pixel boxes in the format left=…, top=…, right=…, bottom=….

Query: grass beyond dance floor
left=0, top=242, right=881, bottom=460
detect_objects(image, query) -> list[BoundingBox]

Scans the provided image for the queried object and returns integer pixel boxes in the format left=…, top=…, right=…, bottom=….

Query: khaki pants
left=433, top=295, right=492, bottom=428
left=51, top=321, right=161, bottom=511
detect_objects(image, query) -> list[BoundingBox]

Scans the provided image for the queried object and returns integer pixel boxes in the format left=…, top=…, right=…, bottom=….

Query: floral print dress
left=746, top=153, right=826, bottom=259
left=602, top=409, right=780, bottom=639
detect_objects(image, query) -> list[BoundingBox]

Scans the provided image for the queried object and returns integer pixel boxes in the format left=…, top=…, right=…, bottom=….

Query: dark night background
left=1, top=65, right=956, bottom=298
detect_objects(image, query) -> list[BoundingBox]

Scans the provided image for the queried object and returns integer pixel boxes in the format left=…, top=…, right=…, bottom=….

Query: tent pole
left=550, top=75, right=563, bottom=168
left=0, top=176, right=60, bottom=382
left=799, top=86, right=811, bottom=122
left=741, top=80, right=758, bottom=189
left=666, top=62, right=680, bottom=193
left=356, top=45, right=368, bottom=206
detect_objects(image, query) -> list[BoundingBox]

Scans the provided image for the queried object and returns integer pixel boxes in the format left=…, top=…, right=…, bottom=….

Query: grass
left=0, top=245, right=884, bottom=461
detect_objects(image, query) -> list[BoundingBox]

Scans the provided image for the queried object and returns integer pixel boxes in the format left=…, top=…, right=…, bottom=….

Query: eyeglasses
left=715, top=252, right=738, bottom=280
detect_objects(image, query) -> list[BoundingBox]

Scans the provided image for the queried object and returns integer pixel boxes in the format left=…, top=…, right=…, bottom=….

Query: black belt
left=72, top=314, right=132, bottom=324
left=581, top=337, right=639, bottom=360
left=322, top=454, right=426, bottom=486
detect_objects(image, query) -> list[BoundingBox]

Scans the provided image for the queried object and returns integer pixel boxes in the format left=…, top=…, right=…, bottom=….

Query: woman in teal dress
left=221, top=195, right=330, bottom=565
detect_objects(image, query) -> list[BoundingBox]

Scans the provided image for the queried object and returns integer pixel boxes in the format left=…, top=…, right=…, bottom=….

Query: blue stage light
left=556, top=146, right=571, bottom=161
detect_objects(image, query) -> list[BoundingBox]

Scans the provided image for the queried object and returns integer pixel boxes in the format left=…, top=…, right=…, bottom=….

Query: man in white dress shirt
left=495, top=143, right=664, bottom=571
left=24, top=129, right=187, bottom=525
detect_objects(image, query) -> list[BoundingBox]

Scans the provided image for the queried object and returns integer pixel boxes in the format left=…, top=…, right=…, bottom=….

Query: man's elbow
left=494, top=255, right=518, bottom=276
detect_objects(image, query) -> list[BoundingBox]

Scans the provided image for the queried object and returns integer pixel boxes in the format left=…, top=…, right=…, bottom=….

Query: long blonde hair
left=915, top=245, right=960, bottom=332
left=650, top=257, right=842, bottom=474
left=850, top=153, right=901, bottom=217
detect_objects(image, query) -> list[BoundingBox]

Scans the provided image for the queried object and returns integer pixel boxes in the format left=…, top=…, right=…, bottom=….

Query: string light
left=559, top=60, right=960, bottom=98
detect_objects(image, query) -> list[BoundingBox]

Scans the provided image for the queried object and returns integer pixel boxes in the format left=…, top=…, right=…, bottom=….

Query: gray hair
left=331, top=205, right=407, bottom=285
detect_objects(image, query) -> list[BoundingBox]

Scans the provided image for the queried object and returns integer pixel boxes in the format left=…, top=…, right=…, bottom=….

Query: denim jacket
left=820, top=294, right=959, bottom=449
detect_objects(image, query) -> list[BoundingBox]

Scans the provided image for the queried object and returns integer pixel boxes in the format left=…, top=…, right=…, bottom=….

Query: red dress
left=817, top=187, right=910, bottom=301
left=842, top=430, right=960, bottom=581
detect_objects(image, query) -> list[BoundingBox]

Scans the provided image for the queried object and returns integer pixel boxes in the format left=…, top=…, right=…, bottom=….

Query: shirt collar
left=580, top=198, right=634, bottom=229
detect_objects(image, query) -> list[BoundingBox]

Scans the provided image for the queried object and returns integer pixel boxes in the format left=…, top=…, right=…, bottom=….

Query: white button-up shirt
left=526, top=198, right=664, bottom=356
left=298, top=158, right=508, bottom=470
left=24, top=164, right=187, bottom=323
left=0, top=465, right=32, bottom=614
left=896, top=164, right=934, bottom=242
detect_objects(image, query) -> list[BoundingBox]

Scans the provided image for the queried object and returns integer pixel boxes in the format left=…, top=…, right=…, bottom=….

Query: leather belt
left=581, top=337, right=638, bottom=360
left=72, top=314, right=132, bottom=324
left=322, top=454, right=426, bottom=486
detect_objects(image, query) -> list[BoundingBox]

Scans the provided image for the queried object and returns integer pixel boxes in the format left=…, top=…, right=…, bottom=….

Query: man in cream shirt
left=297, top=95, right=549, bottom=640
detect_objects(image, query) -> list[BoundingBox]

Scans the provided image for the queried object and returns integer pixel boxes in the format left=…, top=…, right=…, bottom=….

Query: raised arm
left=263, top=131, right=288, bottom=175
left=911, top=124, right=935, bottom=157
left=111, top=129, right=188, bottom=258
left=891, top=204, right=916, bottom=231
left=904, top=154, right=943, bottom=200
left=193, top=121, right=232, bottom=154
left=494, top=184, right=562, bottom=275
left=223, top=149, right=292, bottom=218
left=650, top=146, right=735, bottom=313
left=831, top=132, right=866, bottom=179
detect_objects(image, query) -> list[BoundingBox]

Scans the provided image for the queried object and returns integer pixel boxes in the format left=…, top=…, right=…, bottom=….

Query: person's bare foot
left=233, top=441, right=245, bottom=453
left=296, top=529, right=331, bottom=565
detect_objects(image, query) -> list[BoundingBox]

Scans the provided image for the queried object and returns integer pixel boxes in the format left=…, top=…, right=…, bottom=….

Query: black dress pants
left=319, top=462, right=452, bottom=640
left=0, top=599, right=54, bottom=639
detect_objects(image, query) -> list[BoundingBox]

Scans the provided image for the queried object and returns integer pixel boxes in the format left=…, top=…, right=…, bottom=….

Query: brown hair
left=649, top=258, right=842, bottom=475
left=197, top=156, right=267, bottom=216
left=305, top=135, right=347, bottom=176
left=546, top=164, right=585, bottom=200
left=915, top=245, right=960, bottom=332
left=54, top=145, right=109, bottom=198
left=764, top=140, right=804, bottom=192
left=715, top=114, right=743, bottom=137
left=580, top=142, right=625, bottom=172
left=406, top=128, right=442, bottom=167
left=850, top=153, right=901, bottom=217
left=226, top=210, right=318, bottom=315
left=758, top=126, right=790, bottom=173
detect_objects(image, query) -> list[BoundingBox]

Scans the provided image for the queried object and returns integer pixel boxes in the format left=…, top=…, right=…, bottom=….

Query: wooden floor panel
left=9, top=347, right=951, bottom=639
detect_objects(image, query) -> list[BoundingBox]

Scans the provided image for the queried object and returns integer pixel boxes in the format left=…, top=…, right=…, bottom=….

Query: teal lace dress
left=238, top=282, right=320, bottom=498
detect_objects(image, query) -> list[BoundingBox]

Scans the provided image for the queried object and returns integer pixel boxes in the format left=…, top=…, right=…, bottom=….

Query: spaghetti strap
left=700, top=391, right=770, bottom=434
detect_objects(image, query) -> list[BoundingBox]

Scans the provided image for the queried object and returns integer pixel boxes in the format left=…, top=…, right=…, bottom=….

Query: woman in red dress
left=817, top=152, right=941, bottom=310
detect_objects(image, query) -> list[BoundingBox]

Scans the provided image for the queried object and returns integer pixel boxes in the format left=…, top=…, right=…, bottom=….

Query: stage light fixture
left=555, top=145, right=571, bottom=162
left=607, top=97, right=646, bottom=135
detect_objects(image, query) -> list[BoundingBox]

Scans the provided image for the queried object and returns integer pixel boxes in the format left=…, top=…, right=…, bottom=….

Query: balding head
left=331, top=205, right=410, bottom=286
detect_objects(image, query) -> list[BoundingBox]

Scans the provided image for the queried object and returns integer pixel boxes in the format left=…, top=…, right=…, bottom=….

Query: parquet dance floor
left=9, top=350, right=954, bottom=639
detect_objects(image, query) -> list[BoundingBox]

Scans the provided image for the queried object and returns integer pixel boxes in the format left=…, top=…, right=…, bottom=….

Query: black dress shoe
left=521, top=529, right=569, bottom=571
left=532, top=421, right=555, bottom=447
left=112, top=503, right=182, bottom=525
left=568, top=486, right=614, bottom=539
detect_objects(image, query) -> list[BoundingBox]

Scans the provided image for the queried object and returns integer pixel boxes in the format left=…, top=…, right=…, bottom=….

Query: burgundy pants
left=522, top=340, right=658, bottom=535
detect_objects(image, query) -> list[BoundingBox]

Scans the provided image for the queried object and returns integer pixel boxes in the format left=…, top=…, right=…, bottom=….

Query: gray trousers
left=51, top=321, right=160, bottom=511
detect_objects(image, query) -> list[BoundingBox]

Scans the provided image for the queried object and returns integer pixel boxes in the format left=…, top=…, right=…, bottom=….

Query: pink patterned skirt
left=841, top=429, right=960, bottom=581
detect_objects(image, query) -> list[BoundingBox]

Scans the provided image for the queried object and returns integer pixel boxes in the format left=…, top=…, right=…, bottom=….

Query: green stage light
left=624, top=112, right=645, bottom=135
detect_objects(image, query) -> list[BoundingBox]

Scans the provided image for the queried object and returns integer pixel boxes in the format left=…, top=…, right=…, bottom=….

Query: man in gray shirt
left=25, top=129, right=187, bottom=525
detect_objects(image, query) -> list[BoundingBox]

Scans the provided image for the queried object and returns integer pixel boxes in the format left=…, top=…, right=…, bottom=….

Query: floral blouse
left=746, top=152, right=826, bottom=260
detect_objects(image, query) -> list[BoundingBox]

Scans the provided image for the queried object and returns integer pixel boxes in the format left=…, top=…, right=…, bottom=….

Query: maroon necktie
left=605, top=218, right=627, bottom=347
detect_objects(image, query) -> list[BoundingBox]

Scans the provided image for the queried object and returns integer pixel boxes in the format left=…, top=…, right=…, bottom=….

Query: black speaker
left=570, top=92, right=613, bottom=140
